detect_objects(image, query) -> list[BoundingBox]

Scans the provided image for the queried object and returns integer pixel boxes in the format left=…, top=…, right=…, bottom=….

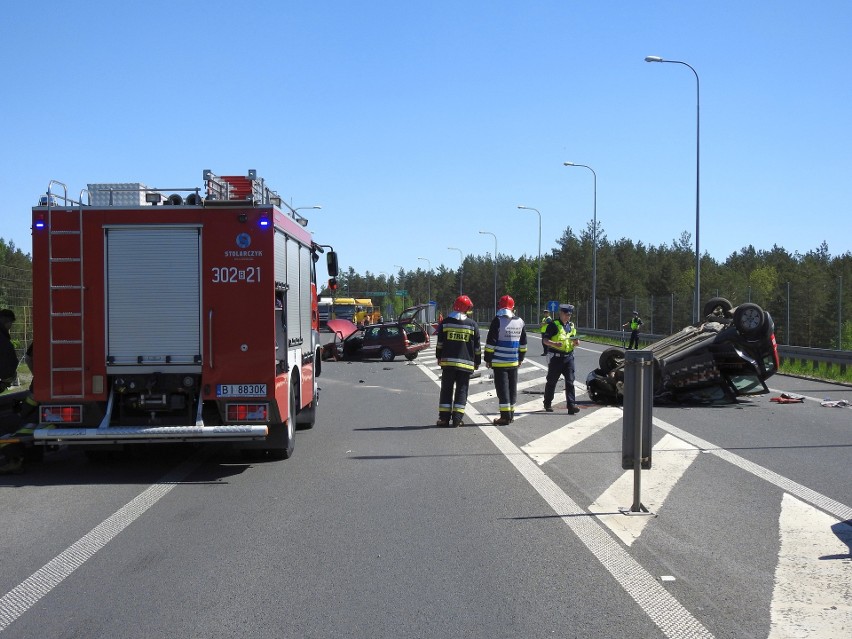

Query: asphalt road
left=1, top=334, right=850, bottom=638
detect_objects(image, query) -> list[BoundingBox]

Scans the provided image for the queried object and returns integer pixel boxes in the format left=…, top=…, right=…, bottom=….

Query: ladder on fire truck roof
left=44, top=181, right=87, bottom=399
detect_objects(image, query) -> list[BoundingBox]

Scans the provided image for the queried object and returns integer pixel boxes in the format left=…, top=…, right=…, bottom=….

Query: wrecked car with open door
left=322, top=304, right=431, bottom=362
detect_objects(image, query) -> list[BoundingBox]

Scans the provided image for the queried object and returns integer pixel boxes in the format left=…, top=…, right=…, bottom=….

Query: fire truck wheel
left=269, top=382, right=297, bottom=460
left=297, top=385, right=318, bottom=430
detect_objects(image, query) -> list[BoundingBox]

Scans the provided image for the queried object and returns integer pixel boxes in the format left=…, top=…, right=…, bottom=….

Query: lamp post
left=645, top=55, right=701, bottom=322
left=282, top=204, right=321, bottom=227
left=479, top=231, right=498, bottom=314
left=562, top=163, right=597, bottom=329
left=448, top=247, right=463, bottom=295
left=517, top=206, right=541, bottom=318
left=417, top=257, right=431, bottom=307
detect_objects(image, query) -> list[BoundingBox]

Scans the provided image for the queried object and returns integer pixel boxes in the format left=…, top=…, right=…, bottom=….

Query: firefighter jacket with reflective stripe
left=436, top=312, right=481, bottom=371
left=484, top=310, right=527, bottom=368
left=543, top=319, right=576, bottom=353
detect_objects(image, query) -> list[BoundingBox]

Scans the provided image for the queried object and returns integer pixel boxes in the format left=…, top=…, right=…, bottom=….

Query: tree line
left=4, top=230, right=849, bottom=351
left=328, top=223, right=852, bottom=350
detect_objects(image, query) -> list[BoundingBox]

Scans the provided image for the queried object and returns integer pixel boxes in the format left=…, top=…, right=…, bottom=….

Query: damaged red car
left=322, top=304, right=431, bottom=362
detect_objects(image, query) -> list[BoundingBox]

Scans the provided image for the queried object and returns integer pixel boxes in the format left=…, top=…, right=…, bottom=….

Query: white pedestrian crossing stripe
left=521, top=406, right=623, bottom=465
left=769, top=494, right=852, bottom=637
left=588, top=434, right=701, bottom=546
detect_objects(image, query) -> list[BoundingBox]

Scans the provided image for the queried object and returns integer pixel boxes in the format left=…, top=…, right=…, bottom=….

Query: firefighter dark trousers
left=439, top=368, right=472, bottom=419
left=543, top=353, right=576, bottom=408
left=493, top=367, right=518, bottom=418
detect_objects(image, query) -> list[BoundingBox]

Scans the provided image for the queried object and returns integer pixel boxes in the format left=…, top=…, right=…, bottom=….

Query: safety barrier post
left=620, top=350, right=655, bottom=515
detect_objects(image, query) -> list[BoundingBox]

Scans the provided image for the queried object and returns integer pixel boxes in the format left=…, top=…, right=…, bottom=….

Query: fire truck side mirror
left=328, top=278, right=339, bottom=291
left=327, top=251, right=339, bottom=277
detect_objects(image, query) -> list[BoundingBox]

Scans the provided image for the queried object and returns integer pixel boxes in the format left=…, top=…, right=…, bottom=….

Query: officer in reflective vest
left=622, top=310, right=644, bottom=350
left=542, top=303, right=580, bottom=414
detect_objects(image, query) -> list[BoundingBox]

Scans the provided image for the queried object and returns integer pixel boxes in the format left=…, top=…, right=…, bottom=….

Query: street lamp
left=562, top=163, right=597, bottom=328
left=479, top=231, right=498, bottom=314
left=517, top=206, right=541, bottom=318
left=448, top=247, right=463, bottom=295
left=281, top=203, right=321, bottom=227
left=417, top=257, right=431, bottom=307
left=645, top=54, right=701, bottom=322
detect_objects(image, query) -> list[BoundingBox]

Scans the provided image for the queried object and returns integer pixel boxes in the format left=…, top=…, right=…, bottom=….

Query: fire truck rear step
left=32, top=424, right=269, bottom=443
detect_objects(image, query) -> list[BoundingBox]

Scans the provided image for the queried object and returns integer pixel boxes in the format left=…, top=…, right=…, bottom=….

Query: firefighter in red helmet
left=484, top=295, right=527, bottom=425
left=435, top=295, right=481, bottom=427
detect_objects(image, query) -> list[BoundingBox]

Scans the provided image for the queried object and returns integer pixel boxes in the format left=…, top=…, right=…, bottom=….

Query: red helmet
left=453, top=295, right=473, bottom=312
left=498, top=295, right=514, bottom=310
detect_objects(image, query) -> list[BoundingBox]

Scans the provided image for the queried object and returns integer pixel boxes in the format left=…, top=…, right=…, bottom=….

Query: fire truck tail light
left=226, top=403, right=269, bottom=422
left=40, top=405, right=83, bottom=424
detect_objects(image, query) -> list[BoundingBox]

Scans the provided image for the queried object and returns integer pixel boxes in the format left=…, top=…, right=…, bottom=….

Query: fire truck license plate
left=217, top=384, right=267, bottom=397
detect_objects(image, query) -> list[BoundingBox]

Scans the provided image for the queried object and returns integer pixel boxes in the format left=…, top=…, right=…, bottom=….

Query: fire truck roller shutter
left=105, top=227, right=202, bottom=366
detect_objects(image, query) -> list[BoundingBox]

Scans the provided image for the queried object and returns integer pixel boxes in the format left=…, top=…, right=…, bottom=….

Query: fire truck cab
left=30, top=170, right=338, bottom=459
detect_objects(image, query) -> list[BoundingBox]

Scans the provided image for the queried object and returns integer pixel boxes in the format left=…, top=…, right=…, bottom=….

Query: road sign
left=365, top=291, right=387, bottom=297
left=395, top=290, right=407, bottom=296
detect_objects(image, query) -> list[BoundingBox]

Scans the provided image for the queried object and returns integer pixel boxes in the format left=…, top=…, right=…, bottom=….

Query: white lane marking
left=769, top=493, right=852, bottom=637
left=589, top=434, right=701, bottom=546
left=0, top=454, right=204, bottom=633
left=653, top=417, right=852, bottom=522
left=416, top=363, right=714, bottom=638
left=521, top=406, right=623, bottom=465
left=510, top=396, right=546, bottom=419
left=467, top=375, right=550, bottom=404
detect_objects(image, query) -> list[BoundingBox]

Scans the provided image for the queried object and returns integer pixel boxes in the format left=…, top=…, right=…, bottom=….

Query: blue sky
left=2, top=1, right=850, bottom=281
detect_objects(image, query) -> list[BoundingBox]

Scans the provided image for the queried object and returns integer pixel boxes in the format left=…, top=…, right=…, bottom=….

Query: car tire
left=380, top=347, right=395, bottom=362
left=404, top=353, right=418, bottom=361
left=733, top=302, right=765, bottom=336
left=599, top=347, right=625, bottom=373
left=703, top=297, right=733, bottom=319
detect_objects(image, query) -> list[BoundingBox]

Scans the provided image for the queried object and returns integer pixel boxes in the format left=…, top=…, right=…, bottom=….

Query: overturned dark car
left=586, top=298, right=780, bottom=405
left=322, top=304, right=431, bottom=362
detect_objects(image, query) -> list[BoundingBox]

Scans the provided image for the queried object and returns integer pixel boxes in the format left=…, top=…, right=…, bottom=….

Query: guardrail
left=571, top=328, right=850, bottom=374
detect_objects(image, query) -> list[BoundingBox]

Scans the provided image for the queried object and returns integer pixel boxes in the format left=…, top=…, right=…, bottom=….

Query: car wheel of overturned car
left=380, top=347, right=395, bottom=362
left=733, top=302, right=765, bottom=336
left=599, top=347, right=625, bottom=373
left=404, top=353, right=418, bottom=361
left=703, top=296, right=733, bottom=319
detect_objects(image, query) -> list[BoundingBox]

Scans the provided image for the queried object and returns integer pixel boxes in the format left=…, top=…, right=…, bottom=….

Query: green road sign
left=395, top=290, right=407, bottom=296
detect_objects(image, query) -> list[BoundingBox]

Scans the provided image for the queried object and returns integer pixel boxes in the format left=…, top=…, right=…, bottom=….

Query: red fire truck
left=30, top=170, right=338, bottom=459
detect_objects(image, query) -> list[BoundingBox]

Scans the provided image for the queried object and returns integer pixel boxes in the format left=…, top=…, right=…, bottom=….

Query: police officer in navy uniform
left=542, top=303, right=580, bottom=414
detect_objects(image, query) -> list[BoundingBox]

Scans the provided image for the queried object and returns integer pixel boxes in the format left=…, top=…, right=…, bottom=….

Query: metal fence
left=0, top=265, right=33, bottom=359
